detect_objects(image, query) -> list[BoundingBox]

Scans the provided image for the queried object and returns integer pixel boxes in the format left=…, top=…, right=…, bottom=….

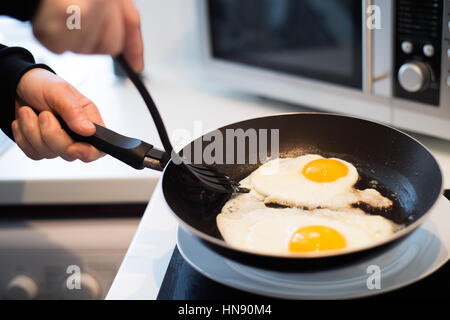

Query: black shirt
left=0, top=0, right=54, bottom=141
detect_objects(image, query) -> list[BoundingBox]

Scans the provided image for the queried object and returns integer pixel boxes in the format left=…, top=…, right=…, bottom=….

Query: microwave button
left=423, top=44, right=435, bottom=57
left=398, top=62, right=431, bottom=92
left=401, top=41, right=414, bottom=54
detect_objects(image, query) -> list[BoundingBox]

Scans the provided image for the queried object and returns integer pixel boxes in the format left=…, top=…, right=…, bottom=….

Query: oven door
left=205, top=0, right=363, bottom=90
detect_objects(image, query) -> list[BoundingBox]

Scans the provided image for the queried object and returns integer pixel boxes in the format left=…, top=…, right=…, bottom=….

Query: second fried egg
left=217, top=205, right=395, bottom=255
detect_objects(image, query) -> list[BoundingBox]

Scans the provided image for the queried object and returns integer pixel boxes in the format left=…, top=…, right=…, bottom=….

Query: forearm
left=0, top=45, right=53, bottom=140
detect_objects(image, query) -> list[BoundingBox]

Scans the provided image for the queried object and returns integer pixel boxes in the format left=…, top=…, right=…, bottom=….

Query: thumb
left=45, top=81, right=97, bottom=137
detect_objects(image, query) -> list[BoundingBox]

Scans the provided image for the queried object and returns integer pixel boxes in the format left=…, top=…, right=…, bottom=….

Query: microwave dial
left=397, top=62, right=432, bottom=93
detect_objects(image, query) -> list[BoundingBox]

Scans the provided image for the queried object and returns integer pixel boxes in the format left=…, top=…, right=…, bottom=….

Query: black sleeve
left=0, top=0, right=42, bottom=21
left=0, top=0, right=48, bottom=140
left=0, top=44, right=54, bottom=140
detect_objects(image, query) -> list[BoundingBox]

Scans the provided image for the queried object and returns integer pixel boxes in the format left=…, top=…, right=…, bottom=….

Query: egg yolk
left=302, top=158, right=348, bottom=182
left=289, top=225, right=346, bottom=252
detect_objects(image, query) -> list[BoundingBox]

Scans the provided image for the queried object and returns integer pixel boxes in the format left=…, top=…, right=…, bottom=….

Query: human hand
left=32, top=0, right=144, bottom=72
left=12, top=68, right=105, bottom=162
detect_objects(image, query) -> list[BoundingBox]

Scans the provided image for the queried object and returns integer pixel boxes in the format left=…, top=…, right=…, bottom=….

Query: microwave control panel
left=394, top=0, right=443, bottom=106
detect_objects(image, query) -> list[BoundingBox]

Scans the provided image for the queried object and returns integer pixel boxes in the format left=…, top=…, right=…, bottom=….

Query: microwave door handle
left=364, top=0, right=374, bottom=94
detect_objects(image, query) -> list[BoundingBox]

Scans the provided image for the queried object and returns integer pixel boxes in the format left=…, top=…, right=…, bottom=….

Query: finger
left=39, top=111, right=104, bottom=162
left=17, top=107, right=57, bottom=159
left=67, top=142, right=105, bottom=163
left=93, top=4, right=125, bottom=56
left=44, top=80, right=99, bottom=136
left=11, top=120, right=44, bottom=161
left=73, top=1, right=110, bottom=54
left=39, top=111, right=77, bottom=162
left=121, top=0, right=144, bottom=72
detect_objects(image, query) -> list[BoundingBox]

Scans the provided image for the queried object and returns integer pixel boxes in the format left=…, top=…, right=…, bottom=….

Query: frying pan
left=61, top=111, right=443, bottom=270
left=162, top=113, right=443, bottom=270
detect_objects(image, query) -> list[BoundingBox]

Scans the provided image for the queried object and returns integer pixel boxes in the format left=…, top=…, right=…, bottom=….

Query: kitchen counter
left=106, top=79, right=450, bottom=299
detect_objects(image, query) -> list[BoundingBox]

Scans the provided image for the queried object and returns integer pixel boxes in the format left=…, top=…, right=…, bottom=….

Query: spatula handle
left=57, top=117, right=153, bottom=169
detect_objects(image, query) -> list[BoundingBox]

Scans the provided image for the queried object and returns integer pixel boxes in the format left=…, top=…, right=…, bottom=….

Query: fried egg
left=217, top=205, right=395, bottom=255
left=216, top=155, right=399, bottom=256
left=250, top=154, right=392, bottom=210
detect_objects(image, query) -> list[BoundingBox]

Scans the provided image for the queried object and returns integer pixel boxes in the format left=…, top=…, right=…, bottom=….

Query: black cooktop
left=156, top=246, right=449, bottom=300
left=157, top=191, right=450, bottom=300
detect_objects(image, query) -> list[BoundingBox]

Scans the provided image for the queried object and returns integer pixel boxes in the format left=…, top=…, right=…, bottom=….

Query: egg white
left=217, top=205, right=395, bottom=255
left=250, top=155, right=392, bottom=210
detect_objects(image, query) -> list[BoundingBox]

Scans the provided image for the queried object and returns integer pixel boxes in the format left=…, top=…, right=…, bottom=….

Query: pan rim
left=162, top=112, right=443, bottom=260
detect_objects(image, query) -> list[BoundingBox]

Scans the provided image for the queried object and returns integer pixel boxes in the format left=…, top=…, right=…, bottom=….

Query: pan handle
left=55, top=114, right=169, bottom=171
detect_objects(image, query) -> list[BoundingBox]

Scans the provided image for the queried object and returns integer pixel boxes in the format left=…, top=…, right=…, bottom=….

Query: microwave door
left=208, top=0, right=363, bottom=90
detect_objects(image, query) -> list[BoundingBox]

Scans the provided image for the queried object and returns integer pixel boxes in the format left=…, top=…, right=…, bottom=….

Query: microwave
left=196, top=0, right=450, bottom=140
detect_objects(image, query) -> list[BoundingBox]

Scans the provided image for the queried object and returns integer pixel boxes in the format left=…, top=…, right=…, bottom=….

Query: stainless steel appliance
left=197, top=0, right=450, bottom=140
left=0, top=206, right=140, bottom=300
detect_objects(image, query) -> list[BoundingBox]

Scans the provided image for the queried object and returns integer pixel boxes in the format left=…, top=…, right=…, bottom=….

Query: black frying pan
left=60, top=111, right=443, bottom=270
left=161, top=113, right=443, bottom=270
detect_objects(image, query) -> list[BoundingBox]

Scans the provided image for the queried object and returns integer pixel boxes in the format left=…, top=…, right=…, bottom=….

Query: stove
left=157, top=246, right=449, bottom=300
left=157, top=193, right=450, bottom=300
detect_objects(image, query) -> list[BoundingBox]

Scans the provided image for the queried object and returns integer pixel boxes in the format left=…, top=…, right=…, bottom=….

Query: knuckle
left=128, top=11, right=141, bottom=28
left=31, top=27, right=43, bottom=40
left=30, top=155, right=44, bottom=161
left=79, top=157, right=91, bottom=163
left=77, top=97, right=95, bottom=111
left=63, top=148, right=78, bottom=162
left=69, top=94, right=94, bottom=113
left=47, top=80, right=72, bottom=103
left=25, top=151, right=43, bottom=161
left=81, top=154, right=98, bottom=163
left=61, top=154, right=76, bottom=162
left=106, top=39, right=122, bottom=56
left=42, top=148, right=57, bottom=159
left=11, top=129, right=19, bottom=143
left=53, top=80, right=73, bottom=94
